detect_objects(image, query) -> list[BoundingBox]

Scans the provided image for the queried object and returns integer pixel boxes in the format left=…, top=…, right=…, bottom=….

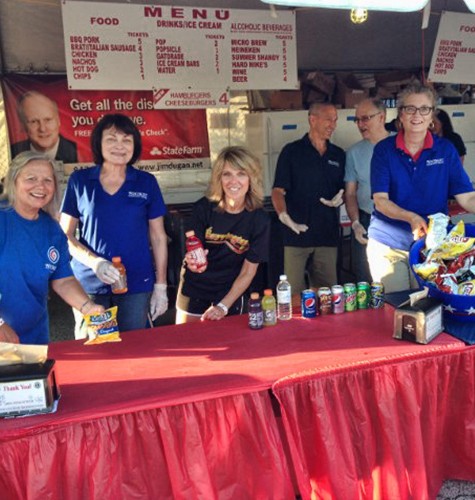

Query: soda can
left=344, top=283, right=357, bottom=312
left=318, top=287, right=332, bottom=315
left=357, top=281, right=371, bottom=309
left=371, top=282, right=385, bottom=309
left=301, top=289, right=317, bottom=318
left=331, top=285, right=345, bottom=314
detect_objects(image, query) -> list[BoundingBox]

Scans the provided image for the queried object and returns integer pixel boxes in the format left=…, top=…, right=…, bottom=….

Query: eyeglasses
left=354, top=112, right=381, bottom=124
left=400, top=105, right=433, bottom=116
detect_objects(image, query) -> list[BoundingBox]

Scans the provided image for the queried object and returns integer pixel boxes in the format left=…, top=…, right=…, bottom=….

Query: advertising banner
left=2, top=75, right=210, bottom=174
left=429, top=11, right=475, bottom=84
left=61, top=2, right=298, bottom=92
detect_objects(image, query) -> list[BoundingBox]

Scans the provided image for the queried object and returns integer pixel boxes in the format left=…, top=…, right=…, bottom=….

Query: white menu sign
left=429, top=11, right=475, bottom=84
left=62, top=2, right=298, bottom=91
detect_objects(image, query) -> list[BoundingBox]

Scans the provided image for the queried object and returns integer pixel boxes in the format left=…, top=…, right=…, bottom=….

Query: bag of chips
left=84, top=306, right=121, bottom=345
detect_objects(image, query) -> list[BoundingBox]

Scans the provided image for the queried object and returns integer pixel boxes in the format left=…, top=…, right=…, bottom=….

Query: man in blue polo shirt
left=367, top=83, right=475, bottom=293
left=272, top=102, right=345, bottom=303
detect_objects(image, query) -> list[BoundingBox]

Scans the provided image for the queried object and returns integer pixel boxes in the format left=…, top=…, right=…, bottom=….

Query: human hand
left=185, top=250, right=208, bottom=273
left=278, top=212, right=309, bottom=235
left=81, top=301, right=105, bottom=316
left=93, top=258, right=121, bottom=285
left=0, top=320, right=20, bottom=344
left=320, top=189, right=344, bottom=208
left=410, top=214, right=428, bottom=240
left=352, top=220, right=368, bottom=245
left=201, top=303, right=227, bottom=321
left=150, top=284, right=168, bottom=320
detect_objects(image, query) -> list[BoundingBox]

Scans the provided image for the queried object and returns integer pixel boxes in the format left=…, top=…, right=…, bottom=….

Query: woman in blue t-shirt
left=367, top=83, right=475, bottom=293
left=0, top=151, right=103, bottom=344
left=175, top=146, right=270, bottom=324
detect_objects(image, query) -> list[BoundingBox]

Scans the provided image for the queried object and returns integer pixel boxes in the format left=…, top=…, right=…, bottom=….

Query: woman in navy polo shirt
left=367, top=83, right=475, bottom=293
left=60, top=114, right=168, bottom=336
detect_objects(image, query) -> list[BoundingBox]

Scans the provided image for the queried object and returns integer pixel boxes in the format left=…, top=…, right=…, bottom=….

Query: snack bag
left=84, top=306, right=121, bottom=345
left=425, top=213, right=450, bottom=252
left=427, top=220, right=475, bottom=261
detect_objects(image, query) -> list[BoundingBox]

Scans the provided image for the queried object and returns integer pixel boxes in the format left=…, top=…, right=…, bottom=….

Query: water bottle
left=248, top=293, right=264, bottom=330
left=262, top=289, right=277, bottom=326
left=185, top=230, right=207, bottom=270
left=277, top=274, right=292, bottom=320
left=111, top=256, right=128, bottom=294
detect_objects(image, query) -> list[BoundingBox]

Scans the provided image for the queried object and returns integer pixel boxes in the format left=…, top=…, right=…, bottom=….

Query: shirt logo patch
left=47, top=246, right=60, bottom=265
left=426, top=158, right=444, bottom=166
left=128, top=191, right=148, bottom=199
left=328, top=160, right=340, bottom=167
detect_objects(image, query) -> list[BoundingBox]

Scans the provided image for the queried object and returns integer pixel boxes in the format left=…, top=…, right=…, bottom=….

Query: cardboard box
left=335, top=74, right=369, bottom=109
left=269, top=90, right=303, bottom=110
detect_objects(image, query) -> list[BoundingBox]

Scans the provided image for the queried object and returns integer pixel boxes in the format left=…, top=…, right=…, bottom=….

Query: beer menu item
left=62, top=2, right=298, bottom=92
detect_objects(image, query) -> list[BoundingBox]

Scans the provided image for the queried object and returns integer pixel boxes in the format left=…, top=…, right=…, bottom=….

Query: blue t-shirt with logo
left=61, top=165, right=167, bottom=294
left=0, top=208, right=73, bottom=344
left=369, top=133, right=473, bottom=250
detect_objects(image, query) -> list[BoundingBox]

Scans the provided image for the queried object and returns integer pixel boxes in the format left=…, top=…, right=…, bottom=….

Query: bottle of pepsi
left=248, top=293, right=264, bottom=330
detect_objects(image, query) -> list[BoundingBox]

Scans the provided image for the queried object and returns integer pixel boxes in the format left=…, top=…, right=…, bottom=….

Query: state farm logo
left=150, top=145, right=204, bottom=156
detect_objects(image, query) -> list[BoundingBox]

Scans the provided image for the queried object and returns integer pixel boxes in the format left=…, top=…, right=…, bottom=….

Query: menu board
left=62, top=2, right=298, bottom=92
left=429, top=11, right=475, bottom=84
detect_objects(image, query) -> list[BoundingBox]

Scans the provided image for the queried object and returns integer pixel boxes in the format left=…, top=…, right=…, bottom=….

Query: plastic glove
left=352, top=220, right=368, bottom=245
left=278, top=212, right=309, bottom=235
left=93, top=258, right=121, bottom=285
left=150, top=284, right=168, bottom=320
left=320, top=188, right=344, bottom=208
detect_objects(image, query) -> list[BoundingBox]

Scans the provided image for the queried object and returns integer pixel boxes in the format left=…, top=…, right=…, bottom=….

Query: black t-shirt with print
left=181, top=197, right=270, bottom=302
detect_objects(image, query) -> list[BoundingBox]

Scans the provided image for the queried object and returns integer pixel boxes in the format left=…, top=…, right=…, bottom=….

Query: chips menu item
left=413, top=218, right=475, bottom=296
left=426, top=213, right=450, bottom=252
left=84, top=306, right=121, bottom=345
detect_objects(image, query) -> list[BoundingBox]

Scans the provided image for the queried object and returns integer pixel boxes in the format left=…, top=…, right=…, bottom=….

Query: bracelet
left=216, top=302, right=228, bottom=315
left=79, top=299, right=92, bottom=314
left=0, top=317, right=4, bottom=327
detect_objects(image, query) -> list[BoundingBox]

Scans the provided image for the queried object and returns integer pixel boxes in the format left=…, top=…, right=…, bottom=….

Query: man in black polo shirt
left=272, top=102, right=345, bottom=303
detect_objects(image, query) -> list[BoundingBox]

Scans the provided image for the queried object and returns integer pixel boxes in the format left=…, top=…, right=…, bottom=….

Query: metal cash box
left=393, top=297, right=444, bottom=344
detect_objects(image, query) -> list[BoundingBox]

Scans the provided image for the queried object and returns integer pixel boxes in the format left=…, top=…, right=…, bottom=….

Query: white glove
left=93, top=258, right=121, bottom=285
left=278, top=212, right=309, bottom=235
left=150, top=284, right=168, bottom=320
left=352, top=220, right=368, bottom=245
left=320, top=188, right=344, bottom=208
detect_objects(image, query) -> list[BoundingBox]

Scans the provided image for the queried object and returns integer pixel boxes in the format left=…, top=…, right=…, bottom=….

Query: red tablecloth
left=0, top=306, right=469, bottom=499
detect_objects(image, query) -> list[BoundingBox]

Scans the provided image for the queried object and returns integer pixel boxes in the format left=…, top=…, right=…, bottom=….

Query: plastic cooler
left=409, top=224, right=475, bottom=323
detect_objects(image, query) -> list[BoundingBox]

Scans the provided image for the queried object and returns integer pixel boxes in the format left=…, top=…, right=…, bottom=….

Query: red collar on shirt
left=396, top=130, right=433, bottom=161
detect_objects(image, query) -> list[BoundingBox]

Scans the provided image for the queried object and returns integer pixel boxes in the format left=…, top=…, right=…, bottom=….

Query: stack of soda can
left=301, top=282, right=384, bottom=317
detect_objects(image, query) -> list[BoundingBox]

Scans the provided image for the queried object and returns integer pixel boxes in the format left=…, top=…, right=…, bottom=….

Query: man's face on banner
left=21, top=94, right=61, bottom=152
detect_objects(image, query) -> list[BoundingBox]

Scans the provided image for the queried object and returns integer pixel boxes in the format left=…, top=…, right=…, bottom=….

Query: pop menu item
left=356, top=282, right=371, bottom=309
left=344, top=283, right=357, bottom=312
left=301, top=289, right=317, bottom=318
left=185, top=230, right=207, bottom=269
left=370, top=282, right=385, bottom=309
left=317, top=287, right=332, bottom=315
left=331, top=285, right=345, bottom=314
left=111, top=256, right=127, bottom=294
